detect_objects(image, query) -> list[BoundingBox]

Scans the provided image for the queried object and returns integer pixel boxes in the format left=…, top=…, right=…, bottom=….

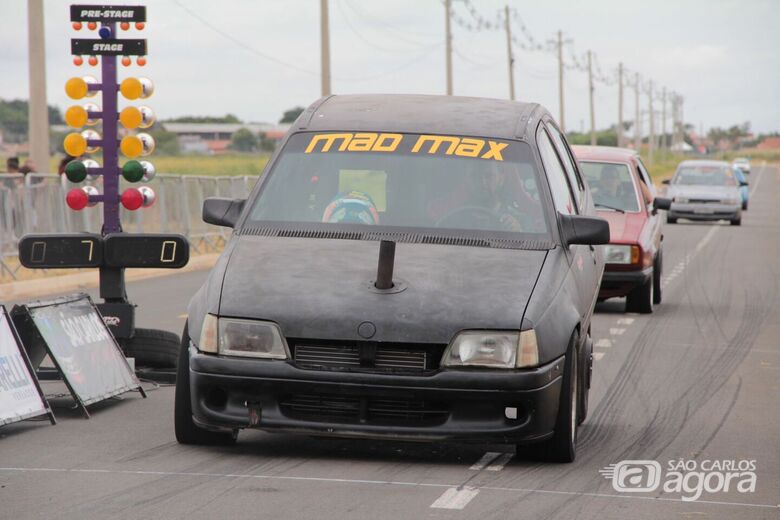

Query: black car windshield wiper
left=594, top=203, right=625, bottom=213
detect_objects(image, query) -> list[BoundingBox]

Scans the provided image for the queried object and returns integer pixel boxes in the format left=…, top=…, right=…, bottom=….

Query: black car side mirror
left=661, top=179, right=671, bottom=185
left=559, top=214, right=610, bottom=246
left=740, top=181, right=749, bottom=187
left=653, top=197, right=672, bottom=211
left=203, top=197, right=246, bottom=228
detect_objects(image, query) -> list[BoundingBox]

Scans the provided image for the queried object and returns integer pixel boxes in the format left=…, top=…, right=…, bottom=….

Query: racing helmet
left=322, top=191, right=380, bottom=225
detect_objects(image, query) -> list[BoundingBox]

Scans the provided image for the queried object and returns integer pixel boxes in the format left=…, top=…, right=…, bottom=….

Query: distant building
left=757, top=136, right=780, bottom=150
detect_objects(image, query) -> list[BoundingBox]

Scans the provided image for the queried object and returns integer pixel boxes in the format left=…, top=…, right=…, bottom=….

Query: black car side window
left=547, top=124, right=585, bottom=209
left=537, top=127, right=578, bottom=215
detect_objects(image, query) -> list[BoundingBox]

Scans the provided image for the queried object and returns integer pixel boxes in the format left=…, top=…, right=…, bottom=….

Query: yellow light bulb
left=120, top=135, right=143, bottom=158
left=119, top=107, right=142, bottom=129
left=65, top=77, right=88, bottom=99
left=65, top=105, right=88, bottom=128
left=120, top=78, right=142, bottom=100
left=63, top=132, right=87, bottom=156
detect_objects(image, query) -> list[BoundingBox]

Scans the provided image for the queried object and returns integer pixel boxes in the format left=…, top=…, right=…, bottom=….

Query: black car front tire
left=626, top=276, right=653, bottom=314
left=520, top=330, right=578, bottom=463
left=667, top=216, right=677, bottom=224
left=653, top=251, right=663, bottom=305
left=174, top=321, right=238, bottom=446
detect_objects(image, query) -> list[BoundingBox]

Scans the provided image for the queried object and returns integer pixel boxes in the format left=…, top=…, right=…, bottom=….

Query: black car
left=175, top=94, right=609, bottom=462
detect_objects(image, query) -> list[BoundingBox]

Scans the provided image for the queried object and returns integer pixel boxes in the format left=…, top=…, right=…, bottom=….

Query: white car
left=733, top=157, right=751, bottom=174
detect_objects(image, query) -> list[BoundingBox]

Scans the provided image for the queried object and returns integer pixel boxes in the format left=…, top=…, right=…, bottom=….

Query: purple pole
left=100, top=21, right=121, bottom=235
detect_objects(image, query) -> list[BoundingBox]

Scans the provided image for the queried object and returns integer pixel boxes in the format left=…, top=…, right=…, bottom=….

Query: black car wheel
left=577, top=332, right=592, bottom=425
left=653, top=251, right=663, bottom=305
left=731, top=216, right=742, bottom=226
left=522, top=330, right=578, bottom=463
left=120, top=328, right=180, bottom=369
left=666, top=216, right=677, bottom=224
left=175, top=321, right=238, bottom=446
left=626, top=276, right=653, bottom=314
left=742, top=201, right=748, bottom=211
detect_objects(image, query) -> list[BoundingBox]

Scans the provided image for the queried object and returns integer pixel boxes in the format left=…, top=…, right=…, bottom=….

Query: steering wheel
left=435, top=205, right=503, bottom=229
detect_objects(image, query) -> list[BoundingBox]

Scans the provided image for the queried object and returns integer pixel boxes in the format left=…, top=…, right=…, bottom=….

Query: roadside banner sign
left=0, top=305, right=55, bottom=426
left=12, top=294, right=145, bottom=418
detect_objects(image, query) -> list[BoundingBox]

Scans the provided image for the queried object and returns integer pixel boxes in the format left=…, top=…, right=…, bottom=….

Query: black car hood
left=219, top=236, right=548, bottom=344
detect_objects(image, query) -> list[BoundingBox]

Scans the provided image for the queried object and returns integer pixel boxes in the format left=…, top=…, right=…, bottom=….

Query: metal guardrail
left=0, top=173, right=255, bottom=280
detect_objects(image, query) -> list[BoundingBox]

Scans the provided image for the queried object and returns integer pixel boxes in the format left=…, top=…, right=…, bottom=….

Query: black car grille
left=291, top=340, right=445, bottom=373
left=688, top=199, right=720, bottom=204
left=279, top=393, right=449, bottom=426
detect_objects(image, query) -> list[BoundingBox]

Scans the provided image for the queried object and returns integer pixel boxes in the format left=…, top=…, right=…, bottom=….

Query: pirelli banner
left=12, top=294, right=145, bottom=418
left=0, top=305, right=55, bottom=426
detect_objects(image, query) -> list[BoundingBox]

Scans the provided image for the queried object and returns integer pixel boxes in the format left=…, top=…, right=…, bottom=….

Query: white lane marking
left=616, top=318, right=634, bottom=325
left=0, top=467, right=776, bottom=510
left=595, top=339, right=612, bottom=348
left=485, top=453, right=514, bottom=471
left=609, top=328, right=625, bottom=336
left=593, top=352, right=605, bottom=361
left=469, top=452, right=502, bottom=471
left=430, top=486, right=479, bottom=509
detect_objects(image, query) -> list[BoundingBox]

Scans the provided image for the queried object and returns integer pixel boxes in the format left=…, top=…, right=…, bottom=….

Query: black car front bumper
left=188, top=346, right=565, bottom=444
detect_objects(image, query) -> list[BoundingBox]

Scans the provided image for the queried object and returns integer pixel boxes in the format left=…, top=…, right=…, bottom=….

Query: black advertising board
left=11, top=294, right=145, bottom=418
left=71, top=39, right=148, bottom=56
left=70, top=5, right=147, bottom=22
left=0, top=306, right=55, bottom=426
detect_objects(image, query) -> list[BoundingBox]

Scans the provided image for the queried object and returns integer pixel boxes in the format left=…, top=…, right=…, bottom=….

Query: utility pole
left=504, top=5, right=515, bottom=101
left=633, top=72, right=640, bottom=151
left=27, top=0, right=49, bottom=173
left=647, top=80, right=655, bottom=165
left=445, top=0, right=453, bottom=95
left=320, top=0, right=331, bottom=96
left=557, top=30, right=565, bottom=131
left=587, top=50, right=596, bottom=145
left=661, top=87, right=667, bottom=156
left=617, top=62, right=624, bottom=148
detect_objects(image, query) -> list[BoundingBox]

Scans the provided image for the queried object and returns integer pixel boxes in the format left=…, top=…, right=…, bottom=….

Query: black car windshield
left=674, top=165, right=736, bottom=186
left=579, top=161, right=640, bottom=212
left=247, top=132, right=550, bottom=236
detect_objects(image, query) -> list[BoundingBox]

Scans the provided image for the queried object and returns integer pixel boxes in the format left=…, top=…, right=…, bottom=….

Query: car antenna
left=374, top=240, right=396, bottom=290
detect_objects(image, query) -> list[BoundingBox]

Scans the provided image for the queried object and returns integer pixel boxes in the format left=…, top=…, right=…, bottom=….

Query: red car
left=572, top=146, right=671, bottom=313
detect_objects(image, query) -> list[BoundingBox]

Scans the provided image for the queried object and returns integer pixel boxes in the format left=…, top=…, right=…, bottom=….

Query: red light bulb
left=66, top=188, right=89, bottom=210
left=121, top=188, right=144, bottom=210
left=120, top=22, right=130, bottom=31
left=72, top=22, right=82, bottom=30
left=135, top=22, right=145, bottom=30
left=88, top=56, right=98, bottom=66
left=121, top=56, right=132, bottom=67
left=87, top=22, right=97, bottom=30
left=136, top=56, right=147, bottom=66
left=73, top=56, right=84, bottom=66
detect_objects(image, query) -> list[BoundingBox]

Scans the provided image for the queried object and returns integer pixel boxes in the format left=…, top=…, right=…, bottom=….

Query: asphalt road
left=1, top=165, right=778, bottom=519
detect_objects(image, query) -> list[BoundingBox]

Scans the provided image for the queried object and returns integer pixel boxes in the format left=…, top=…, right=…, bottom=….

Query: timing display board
left=70, top=5, right=147, bottom=22
left=18, top=234, right=103, bottom=269
left=0, top=306, right=55, bottom=426
left=13, top=294, right=144, bottom=417
left=104, top=233, right=189, bottom=268
left=71, top=39, right=147, bottom=56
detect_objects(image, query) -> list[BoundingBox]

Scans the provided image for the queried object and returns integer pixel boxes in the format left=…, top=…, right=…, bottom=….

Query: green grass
left=640, top=151, right=688, bottom=183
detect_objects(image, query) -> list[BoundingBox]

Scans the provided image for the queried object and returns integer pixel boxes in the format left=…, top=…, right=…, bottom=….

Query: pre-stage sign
left=0, top=306, right=55, bottom=426
left=12, top=294, right=145, bottom=418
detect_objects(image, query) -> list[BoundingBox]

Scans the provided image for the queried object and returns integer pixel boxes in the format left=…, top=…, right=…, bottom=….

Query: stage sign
left=71, top=39, right=147, bottom=56
left=18, top=234, right=103, bottom=269
left=104, top=233, right=189, bottom=269
left=0, top=306, right=55, bottom=426
left=12, top=294, right=145, bottom=418
left=70, top=5, right=147, bottom=22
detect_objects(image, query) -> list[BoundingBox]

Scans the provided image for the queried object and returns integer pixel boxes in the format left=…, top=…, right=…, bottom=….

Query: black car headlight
left=198, top=314, right=289, bottom=359
left=441, top=330, right=539, bottom=369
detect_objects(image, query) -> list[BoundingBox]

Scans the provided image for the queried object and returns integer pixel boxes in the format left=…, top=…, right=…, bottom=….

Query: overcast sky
left=2, top=0, right=779, bottom=134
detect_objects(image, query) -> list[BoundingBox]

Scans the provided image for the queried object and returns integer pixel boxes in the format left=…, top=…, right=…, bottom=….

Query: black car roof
left=295, top=94, right=545, bottom=141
